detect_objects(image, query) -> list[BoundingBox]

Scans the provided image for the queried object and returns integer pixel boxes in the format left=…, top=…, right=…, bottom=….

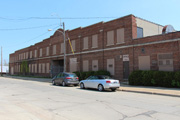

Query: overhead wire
left=0, top=24, right=59, bottom=31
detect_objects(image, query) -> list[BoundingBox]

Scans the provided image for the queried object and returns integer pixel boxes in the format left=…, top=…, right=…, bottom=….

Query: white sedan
left=79, top=75, right=120, bottom=91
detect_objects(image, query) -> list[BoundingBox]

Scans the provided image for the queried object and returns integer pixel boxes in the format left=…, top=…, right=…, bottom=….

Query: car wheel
left=52, top=80, right=55, bottom=85
left=98, top=84, right=104, bottom=92
left=62, top=81, right=66, bottom=87
left=80, top=83, right=85, bottom=89
left=111, top=88, right=116, bottom=92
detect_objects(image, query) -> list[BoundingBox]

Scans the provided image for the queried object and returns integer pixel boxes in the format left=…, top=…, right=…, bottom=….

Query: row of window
left=13, top=63, right=50, bottom=74
left=10, top=28, right=125, bottom=62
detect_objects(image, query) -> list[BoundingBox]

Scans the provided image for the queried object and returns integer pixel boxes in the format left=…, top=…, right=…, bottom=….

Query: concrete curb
left=118, top=88, right=180, bottom=97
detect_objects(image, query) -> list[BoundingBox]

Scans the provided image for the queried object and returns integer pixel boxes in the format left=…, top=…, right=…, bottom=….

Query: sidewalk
left=118, top=84, right=180, bottom=97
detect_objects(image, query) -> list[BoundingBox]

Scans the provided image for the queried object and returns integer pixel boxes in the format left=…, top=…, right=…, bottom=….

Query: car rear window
left=68, top=74, right=78, bottom=77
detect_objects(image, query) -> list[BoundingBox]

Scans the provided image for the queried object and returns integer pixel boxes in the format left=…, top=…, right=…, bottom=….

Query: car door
left=90, top=76, right=99, bottom=88
left=84, top=76, right=92, bottom=88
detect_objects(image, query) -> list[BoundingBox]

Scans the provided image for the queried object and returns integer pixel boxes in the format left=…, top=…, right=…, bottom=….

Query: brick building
left=9, top=14, right=180, bottom=81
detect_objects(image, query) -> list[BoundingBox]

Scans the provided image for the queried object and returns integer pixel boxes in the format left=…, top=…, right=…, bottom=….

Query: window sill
left=116, top=42, right=125, bottom=45
left=106, top=44, right=114, bottom=46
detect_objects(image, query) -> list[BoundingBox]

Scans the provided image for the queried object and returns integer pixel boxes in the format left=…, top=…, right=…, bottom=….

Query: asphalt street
left=0, top=77, right=180, bottom=120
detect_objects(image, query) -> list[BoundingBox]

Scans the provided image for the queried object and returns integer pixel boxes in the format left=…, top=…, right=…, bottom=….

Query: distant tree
left=4, top=59, right=8, bottom=66
left=20, top=61, right=29, bottom=75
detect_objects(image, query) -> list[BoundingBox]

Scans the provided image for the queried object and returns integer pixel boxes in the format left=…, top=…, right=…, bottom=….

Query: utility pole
left=1, top=47, right=2, bottom=75
left=63, top=22, right=66, bottom=72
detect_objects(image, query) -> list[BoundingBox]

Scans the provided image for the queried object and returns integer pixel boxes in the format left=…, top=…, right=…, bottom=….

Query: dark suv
left=52, top=72, right=79, bottom=86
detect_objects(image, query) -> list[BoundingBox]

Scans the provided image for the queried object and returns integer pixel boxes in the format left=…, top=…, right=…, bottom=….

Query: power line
left=6, top=26, right=60, bottom=48
left=0, top=16, right=118, bottom=21
left=0, top=24, right=59, bottom=31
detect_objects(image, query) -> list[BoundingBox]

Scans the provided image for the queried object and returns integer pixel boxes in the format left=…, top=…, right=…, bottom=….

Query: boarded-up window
left=46, top=63, right=50, bottom=73
left=26, top=52, right=28, bottom=59
left=61, top=43, right=64, bottom=53
left=158, top=53, right=173, bottom=71
left=39, top=64, right=41, bottom=73
left=107, top=30, right=114, bottom=45
left=34, top=50, right=37, bottom=58
left=71, top=40, right=75, bottom=51
left=92, top=34, right=98, bottom=48
left=32, top=64, right=34, bottom=73
left=107, top=59, right=114, bottom=75
left=53, top=45, right=56, bottom=55
left=138, top=56, right=150, bottom=70
left=83, top=37, right=88, bottom=49
left=92, top=60, right=98, bottom=71
left=29, top=64, right=31, bottom=73
left=117, top=28, right=124, bottom=44
left=70, top=58, right=77, bottom=72
left=35, top=64, right=37, bottom=73
left=39, top=48, right=42, bottom=57
left=46, top=47, right=49, bottom=56
left=42, top=63, right=45, bottom=73
left=83, top=60, right=89, bottom=72
left=30, top=51, right=32, bottom=58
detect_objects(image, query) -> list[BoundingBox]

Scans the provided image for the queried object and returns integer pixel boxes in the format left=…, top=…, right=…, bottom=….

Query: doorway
left=123, top=61, right=129, bottom=80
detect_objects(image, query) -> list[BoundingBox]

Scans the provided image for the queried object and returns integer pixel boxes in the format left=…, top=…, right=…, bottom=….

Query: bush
left=128, top=70, right=180, bottom=88
left=128, top=70, right=143, bottom=85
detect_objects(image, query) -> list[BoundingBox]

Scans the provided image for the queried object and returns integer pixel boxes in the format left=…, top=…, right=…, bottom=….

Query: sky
left=0, top=0, right=180, bottom=63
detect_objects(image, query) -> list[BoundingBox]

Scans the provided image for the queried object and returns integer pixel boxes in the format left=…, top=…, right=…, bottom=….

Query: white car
left=79, top=75, right=120, bottom=91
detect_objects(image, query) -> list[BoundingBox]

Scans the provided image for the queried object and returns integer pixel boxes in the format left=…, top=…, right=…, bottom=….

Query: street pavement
left=0, top=76, right=180, bottom=120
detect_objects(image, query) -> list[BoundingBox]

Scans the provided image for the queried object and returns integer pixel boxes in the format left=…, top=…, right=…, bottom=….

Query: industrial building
left=9, top=14, right=180, bottom=81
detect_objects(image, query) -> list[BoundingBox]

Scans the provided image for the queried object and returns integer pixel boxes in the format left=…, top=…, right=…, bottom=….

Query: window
left=39, top=64, right=41, bottom=73
left=61, top=43, right=64, bottom=53
left=26, top=52, right=28, bottom=59
left=158, top=53, right=173, bottom=71
left=39, top=48, right=42, bottom=57
left=34, top=50, right=37, bottom=58
left=92, top=60, right=98, bottom=71
left=107, top=59, right=114, bottom=75
left=71, top=40, right=75, bottom=51
left=46, top=47, right=49, bottom=56
left=107, top=30, right=114, bottom=45
left=137, top=27, right=143, bottom=38
left=138, top=56, right=150, bottom=70
left=92, top=34, right=98, bottom=48
left=30, top=51, right=32, bottom=58
left=83, top=60, right=89, bottom=72
left=117, top=28, right=124, bottom=44
left=53, top=45, right=56, bottom=55
left=83, top=37, right=88, bottom=49
left=46, top=63, right=49, bottom=73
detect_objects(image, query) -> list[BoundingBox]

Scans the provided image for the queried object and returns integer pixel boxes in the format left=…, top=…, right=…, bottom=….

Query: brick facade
left=9, top=14, right=180, bottom=81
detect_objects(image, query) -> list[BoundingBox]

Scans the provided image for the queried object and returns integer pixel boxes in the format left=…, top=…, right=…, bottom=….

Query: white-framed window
left=117, top=28, right=124, bottom=44
left=83, top=60, right=89, bottom=72
left=71, top=40, right=75, bottom=51
left=83, top=37, right=88, bottom=49
left=107, top=30, right=114, bottom=46
left=46, top=47, right=49, bottom=56
left=39, top=48, right=42, bottom=57
left=30, top=51, right=32, bottom=58
left=34, top=50, right=37, bottom=58
left=46, top=63, right=50, bottom=73
left=53, top=45, right=56, bottom=55
left=61, top=43, right=64, bottom=53
left=158, top=53, right=173, bottom=71
left=92, top=34, right=98, bottom=48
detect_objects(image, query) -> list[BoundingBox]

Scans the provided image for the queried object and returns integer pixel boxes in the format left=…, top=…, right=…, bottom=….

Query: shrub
left=129, top=70, right=180, bottom=88
left=128, top=70, right=143, bottom=85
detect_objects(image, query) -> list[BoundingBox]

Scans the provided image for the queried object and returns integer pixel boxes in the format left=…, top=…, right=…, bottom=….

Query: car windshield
left=98, top=76, right=112, bottom=79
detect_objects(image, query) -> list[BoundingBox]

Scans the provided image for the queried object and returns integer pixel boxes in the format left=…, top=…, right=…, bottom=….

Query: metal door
left=123, top=61, right=129, bottom=80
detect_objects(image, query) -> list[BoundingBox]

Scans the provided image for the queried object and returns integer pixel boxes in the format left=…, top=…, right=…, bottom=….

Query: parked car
left=52, top=72, right=79, bottom=86
left=79, top=75, right=120, bottom=91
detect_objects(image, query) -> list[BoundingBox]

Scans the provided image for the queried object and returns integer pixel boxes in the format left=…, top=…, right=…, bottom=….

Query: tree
left=20, top=61, right=29, bottom=75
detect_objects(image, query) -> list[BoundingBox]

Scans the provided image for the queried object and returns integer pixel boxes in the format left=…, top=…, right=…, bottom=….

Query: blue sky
left=0, top=0, right=179, bottom=63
